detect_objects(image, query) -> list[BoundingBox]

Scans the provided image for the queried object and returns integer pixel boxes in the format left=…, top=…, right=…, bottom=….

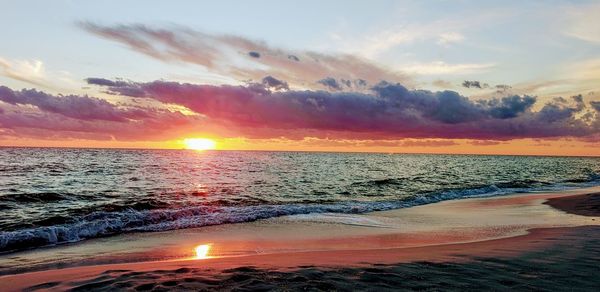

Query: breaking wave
left=2, top=177, right=599, bottom=253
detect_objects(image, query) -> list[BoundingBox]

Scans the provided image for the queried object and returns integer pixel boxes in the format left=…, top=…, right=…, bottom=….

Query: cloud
left=0, top=86, right=149, bottom=122
left=329, top=9, right=510, bottom=59
left=85, top=77, right=147, bottom=97
left=317, top=77, right=368, bottom=91
left=495, top=84, right=512, bottom=93
left=80, top=23, right=410, bottom=88
left=318, top=77, right=342, bottom=91
left=402, top=61, right=495, bottom=75
left=82, top=78, right=600, bottom=141
left=0, top=57, right=78, bottom=91
left=358, top=29, right=419, bottom=58
left=461, top=80, right=515, bottom=95
left=0, top=85, right=204, bottom=141
left=540, top=58, right=600, bottom=98
left=468, top=140, right=504, bottom=146
left=431, top=79, right=454, bottom=89
left=437, top=32, right=464, bottom=46
left=261, top=76, right=288, bottom=91
left=85, top=77, right=128, bottom=87
left=537, top=95, right=585, bottom=123
left=3, top=76, right=599, bottom=143
left=564, top=58, right=600, bottom=82
left=484, top=95, right=536, bottom=119
left=400, top=139, right=458, bottom=147
left=564, top=3, right=600, bottom=43
left=0, top=58, right=47, bottom=87
left=462, top=80, right=488, bottom=89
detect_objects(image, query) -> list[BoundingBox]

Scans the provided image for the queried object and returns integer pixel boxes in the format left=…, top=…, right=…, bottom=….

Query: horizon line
left=1, top=145, right=599, bottom=158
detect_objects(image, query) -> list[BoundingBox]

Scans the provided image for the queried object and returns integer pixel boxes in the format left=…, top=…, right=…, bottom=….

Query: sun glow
left=195, top=244, right=211, bottom=259
left=184, top=138, right=217, bottom=151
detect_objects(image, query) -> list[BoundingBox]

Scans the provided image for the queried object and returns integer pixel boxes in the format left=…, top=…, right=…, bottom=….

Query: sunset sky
left=1, top=0, right=600, bottom=155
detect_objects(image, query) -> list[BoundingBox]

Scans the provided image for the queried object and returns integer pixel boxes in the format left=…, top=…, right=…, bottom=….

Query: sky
left=1, top=0, right=600, bottom=155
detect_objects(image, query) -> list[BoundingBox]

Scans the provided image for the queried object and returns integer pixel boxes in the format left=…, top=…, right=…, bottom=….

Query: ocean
left=1, top=147, right=599, bottom=253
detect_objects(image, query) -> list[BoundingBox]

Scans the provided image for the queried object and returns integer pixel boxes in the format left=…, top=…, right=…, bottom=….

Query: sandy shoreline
left=1, top=187, right=599, bottom=290
left=545, top=192, right=600, bottom=217
left=11, top=226, right=600, bottom=291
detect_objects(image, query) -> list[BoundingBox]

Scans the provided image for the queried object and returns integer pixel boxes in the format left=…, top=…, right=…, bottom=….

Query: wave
left=285, top=213, right=393, bottom=228
left=351, top=178, right=408, bottom=187
left=0, top=192, right=70, bottom=203
left=2, top=177, right=600, bottom=253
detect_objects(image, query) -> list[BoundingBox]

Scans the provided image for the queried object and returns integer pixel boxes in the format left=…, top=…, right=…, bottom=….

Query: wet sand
left=25, top=226, right=600, bottom=291
left=1, top=187, right=600, bottom=291
left=545, top=192, right=600, bottom=217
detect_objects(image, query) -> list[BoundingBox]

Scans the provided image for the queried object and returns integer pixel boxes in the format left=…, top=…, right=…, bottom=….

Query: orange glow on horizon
left=184, top=138, right=217, bottom=151
left=2, top=137, right=600, bottom=157
left=195, top=244, right=211, bottom=259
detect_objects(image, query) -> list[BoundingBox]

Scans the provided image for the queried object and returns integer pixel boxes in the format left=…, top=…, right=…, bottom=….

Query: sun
left=195, top=244, right=211, bottom=259
left=184, top=138, right=217, bottom=151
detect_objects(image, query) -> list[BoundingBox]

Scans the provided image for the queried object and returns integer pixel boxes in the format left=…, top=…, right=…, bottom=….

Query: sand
left=544, top=192, right=600, bottom=217
left=27, top=226, right=600, bottom=291
left=1, top=187, right=599, bottom=291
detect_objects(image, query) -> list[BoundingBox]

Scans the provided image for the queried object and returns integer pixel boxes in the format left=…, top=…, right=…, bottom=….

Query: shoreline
left=3, top=226, right=596, bottom=291
left=1, top=187, right=599, bottom=290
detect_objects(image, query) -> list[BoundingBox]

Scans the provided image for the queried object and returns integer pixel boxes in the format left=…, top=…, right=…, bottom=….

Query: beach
left=3, top=1, right=600, bottom=290
left=1, top=186, right=599, bottom=291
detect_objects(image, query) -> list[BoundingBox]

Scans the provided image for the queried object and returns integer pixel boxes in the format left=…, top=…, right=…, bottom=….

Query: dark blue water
left=1, top=148, right=599, bottom=252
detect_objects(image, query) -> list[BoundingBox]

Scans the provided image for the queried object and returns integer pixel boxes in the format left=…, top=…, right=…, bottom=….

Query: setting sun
left=184, top=138, right=217, bottom=151
left=194, top=244, right=211, bottom=259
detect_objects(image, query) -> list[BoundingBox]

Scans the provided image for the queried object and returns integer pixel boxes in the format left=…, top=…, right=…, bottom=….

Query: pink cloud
left=86, top=78, right=600, bottom=141
left=0, top=86, right=205, bottom=141
left=80, top=23, right=410, bottom=89
left=2, top=78, right=600, bottom=142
